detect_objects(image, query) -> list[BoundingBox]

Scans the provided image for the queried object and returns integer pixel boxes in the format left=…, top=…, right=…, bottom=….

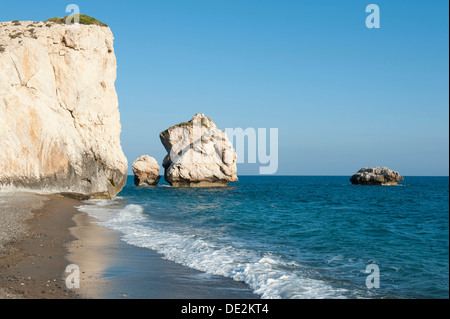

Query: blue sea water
left=78, top=176, right=449, bottom=299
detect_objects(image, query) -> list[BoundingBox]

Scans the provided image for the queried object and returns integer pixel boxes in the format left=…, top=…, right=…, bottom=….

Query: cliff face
left=0, top=21, right=127, bottom=199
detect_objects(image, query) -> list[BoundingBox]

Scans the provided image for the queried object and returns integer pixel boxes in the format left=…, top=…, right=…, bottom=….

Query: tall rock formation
left=160, top=113, right=238, bottom=187
left=0, top=20, right=127, bottom=199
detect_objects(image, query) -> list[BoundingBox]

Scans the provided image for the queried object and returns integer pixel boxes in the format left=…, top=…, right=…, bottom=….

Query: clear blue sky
left=1, top=0, right=449, bottom=175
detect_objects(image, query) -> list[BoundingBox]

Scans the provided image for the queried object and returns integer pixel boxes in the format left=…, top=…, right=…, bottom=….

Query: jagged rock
left=350, top=167, right=404, bottom=185
left=132, top=155, right=161, bottom=186
left=160, top=113, right=238, bottom=187
left=0, top=21, right=127, bottom=199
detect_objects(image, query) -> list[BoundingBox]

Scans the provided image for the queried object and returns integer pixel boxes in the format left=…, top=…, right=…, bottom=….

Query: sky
left=1, top=0, right=449, bottom=176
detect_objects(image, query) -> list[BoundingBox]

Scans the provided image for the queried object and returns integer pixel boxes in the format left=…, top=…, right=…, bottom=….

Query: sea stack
left=132, top=155, right=161, bottom=186
left=160, top=113, right=238, bottom=187
left=0, top=20, right=127, bottom=199
left=350, top=167, right=404, bottom=185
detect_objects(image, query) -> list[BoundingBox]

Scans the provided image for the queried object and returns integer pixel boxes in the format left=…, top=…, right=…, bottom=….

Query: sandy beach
left=0, top=193, right=98, bottom=298
left=0, top=192, right=257, bottom=299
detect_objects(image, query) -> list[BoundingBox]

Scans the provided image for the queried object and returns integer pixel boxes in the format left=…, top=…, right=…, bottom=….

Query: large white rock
left=0, top=20, right=127, bottom=199
left=160, top=113, right=238, bottom=187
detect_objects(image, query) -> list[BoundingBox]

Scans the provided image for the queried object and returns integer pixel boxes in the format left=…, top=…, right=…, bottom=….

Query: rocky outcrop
left=0, top=20, right=127, bottom=199
left=132, top=155, right=161, bottom=186
left=160, top=113, right=238, bottom=187
left=350, top=167, right=404, bottom=185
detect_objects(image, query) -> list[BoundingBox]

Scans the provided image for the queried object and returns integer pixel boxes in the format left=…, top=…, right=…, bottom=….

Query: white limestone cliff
left=0, top=20, right=127, bottom=199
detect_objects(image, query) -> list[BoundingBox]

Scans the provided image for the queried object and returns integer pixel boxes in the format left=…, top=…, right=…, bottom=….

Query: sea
left=77, top=176, right=449, bottom=299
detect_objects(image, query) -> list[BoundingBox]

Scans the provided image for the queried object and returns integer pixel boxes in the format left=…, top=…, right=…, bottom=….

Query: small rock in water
left=350, top=167, right=404, bottom=185
left=132, top=155, right=161, bottom=186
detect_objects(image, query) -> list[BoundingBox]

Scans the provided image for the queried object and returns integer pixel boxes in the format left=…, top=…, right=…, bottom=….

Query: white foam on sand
left=77, top=202, right=349, bottom=299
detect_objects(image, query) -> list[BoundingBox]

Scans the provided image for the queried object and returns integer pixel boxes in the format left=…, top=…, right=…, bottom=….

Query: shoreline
left=0, top=192, right=258, bottom=299
left=70, top=202, right=258, bottom=299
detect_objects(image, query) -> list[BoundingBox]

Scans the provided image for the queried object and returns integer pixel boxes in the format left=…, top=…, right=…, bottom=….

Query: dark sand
left=0, top=193, right=81, bottom=298
left=0, top=192, right=257, bottom=299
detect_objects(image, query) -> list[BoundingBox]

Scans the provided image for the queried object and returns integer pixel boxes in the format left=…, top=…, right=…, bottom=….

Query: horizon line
left=125, top=174, right=450, bottom=177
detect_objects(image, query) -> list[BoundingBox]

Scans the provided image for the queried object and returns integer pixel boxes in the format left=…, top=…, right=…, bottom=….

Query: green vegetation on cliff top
left=45, top=14, right=108, bottom=27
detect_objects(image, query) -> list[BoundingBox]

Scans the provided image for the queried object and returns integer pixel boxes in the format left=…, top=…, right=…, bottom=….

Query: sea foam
left=77, top=202, right=348, bottom=299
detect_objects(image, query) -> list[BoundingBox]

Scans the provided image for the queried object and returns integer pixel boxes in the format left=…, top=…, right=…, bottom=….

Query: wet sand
left=0, top=192, right=257, bottom=299
left=67, top=204, right=258, bottom=299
